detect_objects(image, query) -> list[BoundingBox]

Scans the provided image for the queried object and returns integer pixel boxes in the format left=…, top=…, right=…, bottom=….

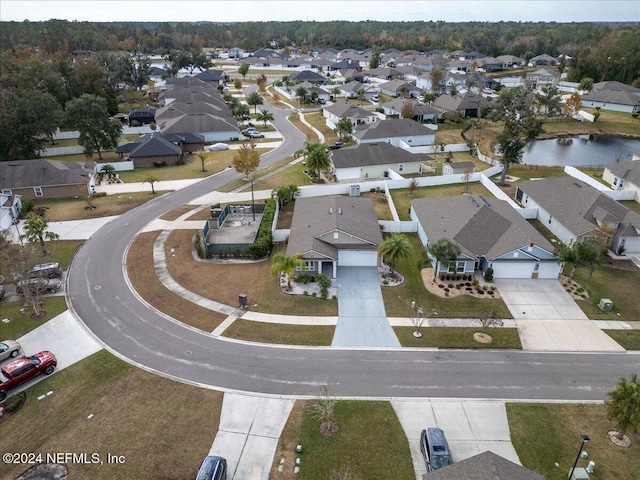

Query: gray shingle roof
left=0, top=159, right=94, bottom=189
left=354, top=118, right=435, bottom=140
left=160, top=113, right=237, bottom=135
left=332, top=142, right=431, bottom=169
left=382, top=98, right=439, bottom=116
left=129, top=135, right=182, bottom=158
left=606, top=160, right=640, bottom=187
left=155, top=101, right=234, bottom=121
left=324, top=102, right=374, bottom=119
left=422, top=451, right=544, bottom=480
left=517, top=177, right=640, bottom=237
left=286, top=196, right=382, bottom=260
left=411, top=195, right=555, bottom=260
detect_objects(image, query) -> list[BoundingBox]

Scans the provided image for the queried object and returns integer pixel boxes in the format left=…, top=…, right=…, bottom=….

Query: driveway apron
left=493, top=279, right=624, bottom=352
left=332, top=267, right=400, bottom=347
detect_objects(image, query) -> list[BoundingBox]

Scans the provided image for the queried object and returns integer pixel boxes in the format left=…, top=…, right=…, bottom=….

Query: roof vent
left=329, top=208, right=334, bottom=214
left=338, top=208, right=343, bottom=214
left=573, top=182, right=582, bottom=188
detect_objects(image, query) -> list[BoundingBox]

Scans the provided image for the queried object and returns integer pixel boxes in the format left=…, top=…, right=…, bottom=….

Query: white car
left=371, top=95, right=380, bottom=102
left=0, top=340, right=21, bottom=362
left=208, top=143, right=229, bottom=151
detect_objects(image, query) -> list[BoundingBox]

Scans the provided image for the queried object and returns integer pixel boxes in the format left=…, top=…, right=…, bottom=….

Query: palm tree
left=305, top=142, right=331, bottom=179
left=427, top=238, right=461, bottom=281
left=330, top=86, right=341, bottom=101
left=295, top=86, right=308, bottom=107
left=196, top=150, right=208, bottom=173
left=21, top=216, right=60, bottom=255
left=271, top=253, right=306, bottom=290
left=271, top=185, right=292, bottom=208
left=378, top=233, right=412, bottom=274
left=246, top=91, right=263, bottom=114
left=256, top=109, right=274, bottom=127
left=357, top=87, right=365, bottom=105
left=143, top=175, right=160, bottom=194
left=606, top=374, right=640, bottom=441
left=335, top=118, right=353, bottom=142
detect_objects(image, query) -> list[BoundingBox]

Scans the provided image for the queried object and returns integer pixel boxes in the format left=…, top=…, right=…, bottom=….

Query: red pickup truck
left=0, top=351, right=57, bottom=402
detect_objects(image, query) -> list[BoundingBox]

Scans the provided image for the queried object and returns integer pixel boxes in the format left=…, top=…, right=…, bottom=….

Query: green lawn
left=222, top=319, right=335, bottom=346
left=507, top=403, right=639, bottom=480
left=282, top=401, right=414, bottom=480
left=604, top=329, right=640, bottom=350
left=390, top=183, right=494, bottom=220
left=0, top=296, right=68, bottom=339
left=394, top=326, right=522, bottom=348
left=0, top=350, right=223, bottom=480
left=382, top=234, right=512, bottom=319
left=572, top=262, right=640, bottom=320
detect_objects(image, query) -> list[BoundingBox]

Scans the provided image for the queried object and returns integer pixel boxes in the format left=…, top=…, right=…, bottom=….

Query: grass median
left=222, top=319, right=334, bottom=346
left=394, top=326, right=522, bottom=348
left=270, top=400, right=414, bottom=480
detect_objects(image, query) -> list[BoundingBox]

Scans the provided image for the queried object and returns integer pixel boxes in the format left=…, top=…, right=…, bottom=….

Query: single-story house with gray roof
left=422, top=451, right=544, bottom=480
left=286, top=196, right=383, bottom=278
left=411, top=195, right=560, bottom=279
left=331, top=142, right=432, bottom=181
left=323, top=102, right=378, bottom=130
left=603, top=160, right=640, bottom=202
left=581, top=81, right=640, bottom=113
left=516, top=177, right=640, bottom=254
left=116, top=134, right=182, bottom=168
left=354, top=118, right=436, bottom=147
left=378, top=79, right=422, bottom=98
left=0, top=159, right=95, bottom=201
left=381, top=98, right=440, bottom=123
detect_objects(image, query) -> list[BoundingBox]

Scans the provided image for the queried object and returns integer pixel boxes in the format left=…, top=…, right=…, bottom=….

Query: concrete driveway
left=391, top=399, right=520, bottom=480
left=208, top=393, right=294, bottom=480
left=332, top=267, right=400, bottom=347
left=494, top=279, right=624, bottom=352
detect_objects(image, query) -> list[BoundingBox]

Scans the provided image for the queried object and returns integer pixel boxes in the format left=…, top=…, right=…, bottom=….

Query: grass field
left=270, top=400, right=414, bottom=480
left=0, top=296, right=68, bottom=339
left=0, top=350, right=223, bottom=480
left=507, top=403, right=639, bottom=480
left=604, top=329, right=640, bottom=350
left=222, top=319, right=335, bottom=345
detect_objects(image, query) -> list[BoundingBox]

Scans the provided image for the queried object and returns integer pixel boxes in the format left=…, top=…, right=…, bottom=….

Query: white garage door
left=490, top=262, right=533, bottom=279
left=338, top=250, right=378, bottom=267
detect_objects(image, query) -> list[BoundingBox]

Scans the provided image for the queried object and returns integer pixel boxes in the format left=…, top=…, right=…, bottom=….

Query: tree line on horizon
left=0, top=19, right=638, bottom=84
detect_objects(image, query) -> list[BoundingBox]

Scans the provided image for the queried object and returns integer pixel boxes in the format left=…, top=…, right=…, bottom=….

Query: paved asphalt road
left=67, top=96, right=640, bottom=402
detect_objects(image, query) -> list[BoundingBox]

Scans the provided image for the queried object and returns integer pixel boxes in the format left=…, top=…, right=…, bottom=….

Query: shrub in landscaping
left=94, top=192, right=107, bottom=198
left=484, top=267, right=494, bottom=281
left=153, top=161, right=167, bottom=168
left=296, top=273, right=314, bottom=284
left=247, top=199, right=275, bottom=259
left=19, top=199, right=34, bottom=218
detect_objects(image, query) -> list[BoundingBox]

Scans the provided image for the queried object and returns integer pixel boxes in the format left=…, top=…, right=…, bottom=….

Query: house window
left=619, top=179, right=625, bottom=187
left=407, top=137, right=413, bottom=143
left=305, top=261, right=315, bottom=271
left=447, top=261, right=465, bottom=273
left=398, top=164, right=404, bottom=172
left=613, top=178, right=618, bottom=186
left=387, top=139, right=392, bottom=144
left=1, top=189, right=11, bottom=195
left=34, top=187, right=43, bottom=197
left=548, top=214, right=552, bottom=224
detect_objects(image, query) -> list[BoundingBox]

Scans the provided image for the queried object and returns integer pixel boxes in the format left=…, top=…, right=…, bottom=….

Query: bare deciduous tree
left=309, top=384, right=339, bottom=437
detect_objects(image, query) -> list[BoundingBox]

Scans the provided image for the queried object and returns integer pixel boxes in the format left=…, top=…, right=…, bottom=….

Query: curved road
left=68, top=99, right=639, bottom=402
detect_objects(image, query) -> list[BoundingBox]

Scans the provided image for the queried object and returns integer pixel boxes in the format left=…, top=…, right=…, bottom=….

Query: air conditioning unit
left=598, top=298, right=613, bottom=311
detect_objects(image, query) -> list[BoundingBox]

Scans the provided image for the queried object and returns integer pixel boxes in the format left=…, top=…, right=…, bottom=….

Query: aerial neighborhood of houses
left=1, top=31, right=640, bottom=480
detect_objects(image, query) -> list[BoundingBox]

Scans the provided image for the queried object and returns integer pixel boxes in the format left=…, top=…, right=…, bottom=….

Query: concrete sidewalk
left=391, top=399, right=521, bottom=480
left=209, top=393, right=294, bottom=480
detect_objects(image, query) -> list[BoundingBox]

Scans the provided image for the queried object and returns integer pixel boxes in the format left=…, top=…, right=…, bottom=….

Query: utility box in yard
left=598, top=298, right=613, bottom=311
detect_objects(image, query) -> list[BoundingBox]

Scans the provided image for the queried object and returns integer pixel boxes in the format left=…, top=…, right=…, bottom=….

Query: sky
left=1, top=0, right=639, bottom=23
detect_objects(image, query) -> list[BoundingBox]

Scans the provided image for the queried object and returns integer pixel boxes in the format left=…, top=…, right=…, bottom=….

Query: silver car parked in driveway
left=0, top=340, right=21, bottom=362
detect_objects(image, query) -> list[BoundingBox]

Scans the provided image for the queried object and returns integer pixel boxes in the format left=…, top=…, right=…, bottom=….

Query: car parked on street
left=420, top=427, right=454, bottom=471
left=0, top=340, right=21, bottom=362
left=247, top=131, right=265, bottom=139
left=0, top=351, right=57, bottom=402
